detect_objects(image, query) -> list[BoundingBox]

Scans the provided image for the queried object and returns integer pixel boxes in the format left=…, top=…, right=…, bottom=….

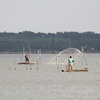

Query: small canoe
left=18, top=61, right=35, bottom=65
left=62, top=68, right=88, bottom=72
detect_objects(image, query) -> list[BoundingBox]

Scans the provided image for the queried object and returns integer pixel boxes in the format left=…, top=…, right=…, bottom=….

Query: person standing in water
left=68, top=56, right=74, bottom=70
left=25, top=54, right=29, bottom=62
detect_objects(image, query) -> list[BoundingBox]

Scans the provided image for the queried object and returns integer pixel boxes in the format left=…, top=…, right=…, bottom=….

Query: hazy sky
left=0, top=0, right=100, bottom=33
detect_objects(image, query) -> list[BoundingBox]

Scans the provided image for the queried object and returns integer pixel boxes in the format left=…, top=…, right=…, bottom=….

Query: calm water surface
left=0, top=54, right=100, bottom=100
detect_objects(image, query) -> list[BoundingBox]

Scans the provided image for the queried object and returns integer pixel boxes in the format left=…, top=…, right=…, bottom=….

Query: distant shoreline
left=0, top=51, right=100, bottom=54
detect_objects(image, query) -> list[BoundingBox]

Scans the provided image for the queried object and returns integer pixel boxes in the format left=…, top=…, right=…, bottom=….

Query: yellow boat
left=62, top=68, right=88, bottom=72
left=18, top=61, right=35, bottom=65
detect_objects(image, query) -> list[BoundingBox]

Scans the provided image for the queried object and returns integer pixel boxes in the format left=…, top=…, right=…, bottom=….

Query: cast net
left=47, top=48, right=87, bottom=68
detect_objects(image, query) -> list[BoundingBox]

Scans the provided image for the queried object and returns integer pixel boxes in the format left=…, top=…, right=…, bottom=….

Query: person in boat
left=68, top=56, right=74, bottom=70
left=25, top=54, right=29, bottom=62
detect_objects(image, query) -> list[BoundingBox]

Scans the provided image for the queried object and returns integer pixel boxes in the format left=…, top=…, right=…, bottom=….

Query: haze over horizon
left=0, top=0, right=100, bottom=33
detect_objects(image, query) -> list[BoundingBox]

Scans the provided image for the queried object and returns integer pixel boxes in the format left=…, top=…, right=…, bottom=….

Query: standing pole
left=36, top=59, right=39, bottom=70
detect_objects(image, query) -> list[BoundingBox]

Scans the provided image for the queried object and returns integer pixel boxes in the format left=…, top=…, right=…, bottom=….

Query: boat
left=62, top=68, right=88, bottom=72
left=18, top=61, right=35, bottom=65
left=18, top=46, right=35, bottom=65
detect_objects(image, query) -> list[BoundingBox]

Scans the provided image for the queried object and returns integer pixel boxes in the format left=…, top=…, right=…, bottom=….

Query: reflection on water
left=0, top=54, right=100, bottom=100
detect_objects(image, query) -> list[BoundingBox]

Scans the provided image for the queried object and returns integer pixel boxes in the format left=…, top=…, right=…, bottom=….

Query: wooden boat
left=18, top=61, right=35, bottom=65
left=62, top=68, right=88, bottom=72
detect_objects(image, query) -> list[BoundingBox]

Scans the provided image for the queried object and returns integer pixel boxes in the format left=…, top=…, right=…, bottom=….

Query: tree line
left=0, top=31, right=100, bottom=53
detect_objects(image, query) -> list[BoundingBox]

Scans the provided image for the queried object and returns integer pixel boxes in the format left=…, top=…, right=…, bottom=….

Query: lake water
left=0, top=53, right=100, bottom=100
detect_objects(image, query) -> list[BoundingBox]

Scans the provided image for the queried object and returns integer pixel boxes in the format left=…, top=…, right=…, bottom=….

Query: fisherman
left=68, top=56, right=74, bottom=70
left=25, top=54, right=29, bottom=62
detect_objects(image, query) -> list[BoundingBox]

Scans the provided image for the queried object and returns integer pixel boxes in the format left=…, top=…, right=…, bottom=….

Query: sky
left=0, top=0, right=100, bottom=33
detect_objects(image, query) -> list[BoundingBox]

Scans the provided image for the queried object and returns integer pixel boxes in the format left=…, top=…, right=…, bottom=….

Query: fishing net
left=47, top=48, right=87, bottom=68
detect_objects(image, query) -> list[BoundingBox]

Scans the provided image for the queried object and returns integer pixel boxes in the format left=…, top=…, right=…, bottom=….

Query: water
left=0, top=54, right=100, bottom=100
